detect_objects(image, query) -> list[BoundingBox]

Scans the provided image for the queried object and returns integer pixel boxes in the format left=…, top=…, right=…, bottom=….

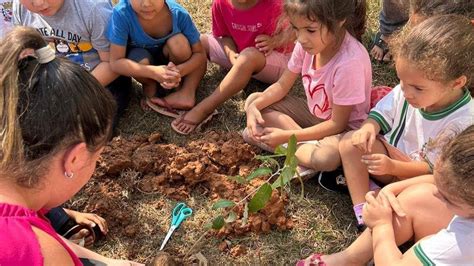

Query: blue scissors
left=159, top=202, right=193, bottom=250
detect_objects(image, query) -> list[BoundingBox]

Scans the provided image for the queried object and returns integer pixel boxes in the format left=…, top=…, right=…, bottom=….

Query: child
left=171, top=0, right=294, bottom=135
left=298, top=124, right=474, bottom=265
left=370, top=0, right=409, bottom=62
left=13, top=0, right=132, bottom=129
left=244, top=0, right=371, bottom=175
left=0, top=0, right=12, bottom=38
left=0, top=27, right=139, bottom=265
left=338, top=14, right=474, bottom=229
left=107, top=0, right=206, bottom=114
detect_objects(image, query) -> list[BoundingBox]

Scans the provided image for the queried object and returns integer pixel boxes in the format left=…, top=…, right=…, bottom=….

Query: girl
left=298, top=124, right=474, bottom=265
left=108, top=0, right=206, bottom=113
left=171, top=0, right=294, bottom=135
left=339, top=15, right=474, bottom=229
left=0, top=27, right=140, bottom=265
left=244, top=0, right=371, bottom=175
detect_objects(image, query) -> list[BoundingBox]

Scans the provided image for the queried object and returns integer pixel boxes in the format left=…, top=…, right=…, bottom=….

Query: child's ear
left=451, top=75, right=467, bottom=91
left=62, top=143, right=89, bottom=176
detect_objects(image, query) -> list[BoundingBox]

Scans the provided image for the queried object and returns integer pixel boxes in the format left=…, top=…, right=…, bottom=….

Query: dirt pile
left=76, top=131, right=292, bottom=243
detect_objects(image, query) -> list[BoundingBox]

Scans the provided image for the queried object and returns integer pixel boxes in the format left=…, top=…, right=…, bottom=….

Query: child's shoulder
left=335, top=32, right=371, bottom=67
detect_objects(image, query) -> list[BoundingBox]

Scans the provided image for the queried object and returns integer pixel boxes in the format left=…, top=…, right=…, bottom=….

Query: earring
left=64, top=172, right=74, bottom=179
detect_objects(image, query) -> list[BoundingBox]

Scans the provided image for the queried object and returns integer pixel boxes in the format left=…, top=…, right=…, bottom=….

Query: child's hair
left=410, top=0, right=474, bottom=19
left=283, top=0, right=367, bottom=41
left=436, top=125, right=474, bottom=208
left=390, top=15, right=474, bottom=90
left=0, top=27, right=116, bottom=188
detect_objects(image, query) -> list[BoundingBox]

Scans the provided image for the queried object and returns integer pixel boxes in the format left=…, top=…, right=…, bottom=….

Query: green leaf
left=211, top=215, right=225, bottom=230
left=227, top=175, right=247, bottom=184
left=246, top=167, right=272, bottom=181
left=204, top=222, right=213, bottom=230
left=284, top=135, right=297, bottom=166
left=272, top=166, right=295, bottom=189
left=212, top=199, right=236, bottom=210
left=248, top=183, right=273, bottom=213
left=242, top=203, right=249, bottom=226
left=225, top=211, right=238, bottom=223
left=274, top=144, right=287, bottom=155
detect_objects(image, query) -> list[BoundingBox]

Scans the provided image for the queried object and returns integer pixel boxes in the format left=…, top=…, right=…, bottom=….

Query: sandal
left=296, top=253, right=327, bottom=266
left=371, top=32, right=391, bottom=63
left=171, top=110, right=219, bottom=135
left=146, top=98, right=185, bottom=118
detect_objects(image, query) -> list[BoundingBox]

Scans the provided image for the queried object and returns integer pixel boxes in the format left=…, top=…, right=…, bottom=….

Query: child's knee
left=164, top=34, right=192, bottom=62
left=237, top=47, right=265, bottom=67
left=397, top=183, right=437, bottom=210
left=309, top=145, right=341, bottom=171
left=339, top=131, right=357, bottom=155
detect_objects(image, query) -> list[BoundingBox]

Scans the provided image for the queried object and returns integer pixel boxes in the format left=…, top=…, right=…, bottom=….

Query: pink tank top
left=0, top=203, right=82, bottom=266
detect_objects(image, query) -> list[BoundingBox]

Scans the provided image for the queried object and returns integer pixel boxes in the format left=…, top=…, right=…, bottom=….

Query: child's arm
left=221, top=37, right=239, bottom=65
left=109, top=44, right=180, bottom=84
left=364, top=192, right=423, bottom=266
left=362, top=154, right=431, bottom=179
left=174, top=41, right=206, bottom=77
left=90, top=51, right=119, bottom=87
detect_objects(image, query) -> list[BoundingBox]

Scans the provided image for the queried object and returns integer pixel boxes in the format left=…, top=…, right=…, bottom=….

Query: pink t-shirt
left=287, top=32, right=372, bottom=129
left=212, top=0, right=285, bottom=53
left=0, top=203, right=82, bottom=266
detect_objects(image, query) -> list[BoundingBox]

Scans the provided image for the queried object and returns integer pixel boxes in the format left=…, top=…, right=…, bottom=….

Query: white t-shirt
left=368, top=85, right=474, bottom=165
left=414, top=216, right=474, bottom=265
left=0, top=1, right=13, bottom=38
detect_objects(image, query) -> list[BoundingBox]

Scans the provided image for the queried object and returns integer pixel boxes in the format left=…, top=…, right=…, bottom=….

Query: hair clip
left=35, top=46, right=56, bottom=64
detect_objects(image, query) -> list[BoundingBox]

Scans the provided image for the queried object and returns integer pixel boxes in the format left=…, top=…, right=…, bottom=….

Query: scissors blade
left=159, top=226, right=176, bottom=251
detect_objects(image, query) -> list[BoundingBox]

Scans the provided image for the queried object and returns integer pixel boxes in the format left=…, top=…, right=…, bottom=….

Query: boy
left=13, top=0, right=131, bottom=128
left=107, top=0, right=206, bottom=114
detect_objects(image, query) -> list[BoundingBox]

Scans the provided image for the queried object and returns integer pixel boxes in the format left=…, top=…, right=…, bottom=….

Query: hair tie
left=35, top=46, right=55, bottom=64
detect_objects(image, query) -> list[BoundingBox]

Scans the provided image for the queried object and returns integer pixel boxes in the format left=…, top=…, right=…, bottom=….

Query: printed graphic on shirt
left=36, top=27, right=99, bottom=71
left=231, top=22, right=263, bottom=32
left=1, top=1, right=12, bottom=23
left=302, top=74, right=331, bottom=119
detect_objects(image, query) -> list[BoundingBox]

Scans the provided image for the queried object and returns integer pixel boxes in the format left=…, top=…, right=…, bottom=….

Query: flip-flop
left=146, top=98, right=185, bottom=118
left=171, top=109, right=219, bottom=135
left=296, top=253, right=327, bottom=266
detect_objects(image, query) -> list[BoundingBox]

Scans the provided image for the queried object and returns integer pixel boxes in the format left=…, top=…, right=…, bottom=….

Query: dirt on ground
left=76, top=131, right=293, bottom=260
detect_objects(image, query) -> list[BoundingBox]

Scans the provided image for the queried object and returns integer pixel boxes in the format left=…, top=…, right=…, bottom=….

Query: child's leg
left=172, top=46, right=267, bottom=134
left=200, top=34, right=211, bottom=60
left=160, top=33, right=206, bottom=110
left=339, top=131, right=388, bottom=225
left=320, top=183, right=453, bottom=266
left=295, top=135, right=342, bottom=172
left=127, top=48, right=158, bottom=109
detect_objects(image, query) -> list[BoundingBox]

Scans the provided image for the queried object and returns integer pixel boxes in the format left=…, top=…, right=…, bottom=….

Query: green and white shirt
left=369, top=85, right=474, bottom=165
left=414, top=216, right=474, bottom=265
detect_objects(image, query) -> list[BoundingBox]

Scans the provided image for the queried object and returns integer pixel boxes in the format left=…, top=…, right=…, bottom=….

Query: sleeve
left=287, top=42, right=304, bottom=74
left=12, top=1, right=23, bottom=25
left=88, top=1, right=113, bottom=51
left=106, top=7, right=129, bottom=47
left=367, top=85, right=403, bottom=134
left=0, top=220, right=43, bottom=265
left=332, top=59, right=368, bottom=106
left=414, top=218, right=474, bottom=265
left=178, top=10, right=200, bottom=45
left=211, top=0, right=229, bottom=37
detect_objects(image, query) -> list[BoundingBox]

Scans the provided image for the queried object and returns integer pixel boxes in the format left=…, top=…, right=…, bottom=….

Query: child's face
left=20, top=0, right=64, bottom=16
left=395, top=57, right=463, bottom=113
left=290, top=15, right=336, bottom=56
left=434, top=170, right=474, bottom=219
left=130, top=0, right=165, bottom=21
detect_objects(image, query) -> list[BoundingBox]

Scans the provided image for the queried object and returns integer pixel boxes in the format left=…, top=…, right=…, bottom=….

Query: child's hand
left=152, top=65, right=181, bottom=87
left=361, top=154, right=395, bottom=176
left=260, top=127, right=289, bottom=147
left=351, top=126, right=377, bottom=153
left=363, top=191, right=393, bottom=229
left=69, top=211, right=109, bottom=236
left=255, top=34, right=274, bottom=56
left=378, top=185, right=406, bottom=217
left=246, top=103, right=265, bottom=138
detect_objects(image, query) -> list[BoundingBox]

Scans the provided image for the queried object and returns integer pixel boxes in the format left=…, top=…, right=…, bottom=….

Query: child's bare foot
left=171, top=108, right=218, bottom=135
left=156, top=89, right=196, bottom=110
left=370, top=33, right=391, bottom=62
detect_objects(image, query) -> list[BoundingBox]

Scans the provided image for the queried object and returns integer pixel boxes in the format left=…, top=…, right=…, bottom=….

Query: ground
left=68, top=0, right=399, bottom=264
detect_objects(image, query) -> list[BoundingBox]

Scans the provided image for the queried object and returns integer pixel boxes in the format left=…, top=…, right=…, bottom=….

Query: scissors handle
left=171, top=203, right=193, bottom=227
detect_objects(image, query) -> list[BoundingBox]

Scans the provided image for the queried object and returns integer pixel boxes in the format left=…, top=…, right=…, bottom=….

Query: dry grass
left=74, top=0, right=399, bottom=264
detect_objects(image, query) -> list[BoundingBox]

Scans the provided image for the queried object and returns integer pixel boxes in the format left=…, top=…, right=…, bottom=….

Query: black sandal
left=371, top=32, right=391, bottom=63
